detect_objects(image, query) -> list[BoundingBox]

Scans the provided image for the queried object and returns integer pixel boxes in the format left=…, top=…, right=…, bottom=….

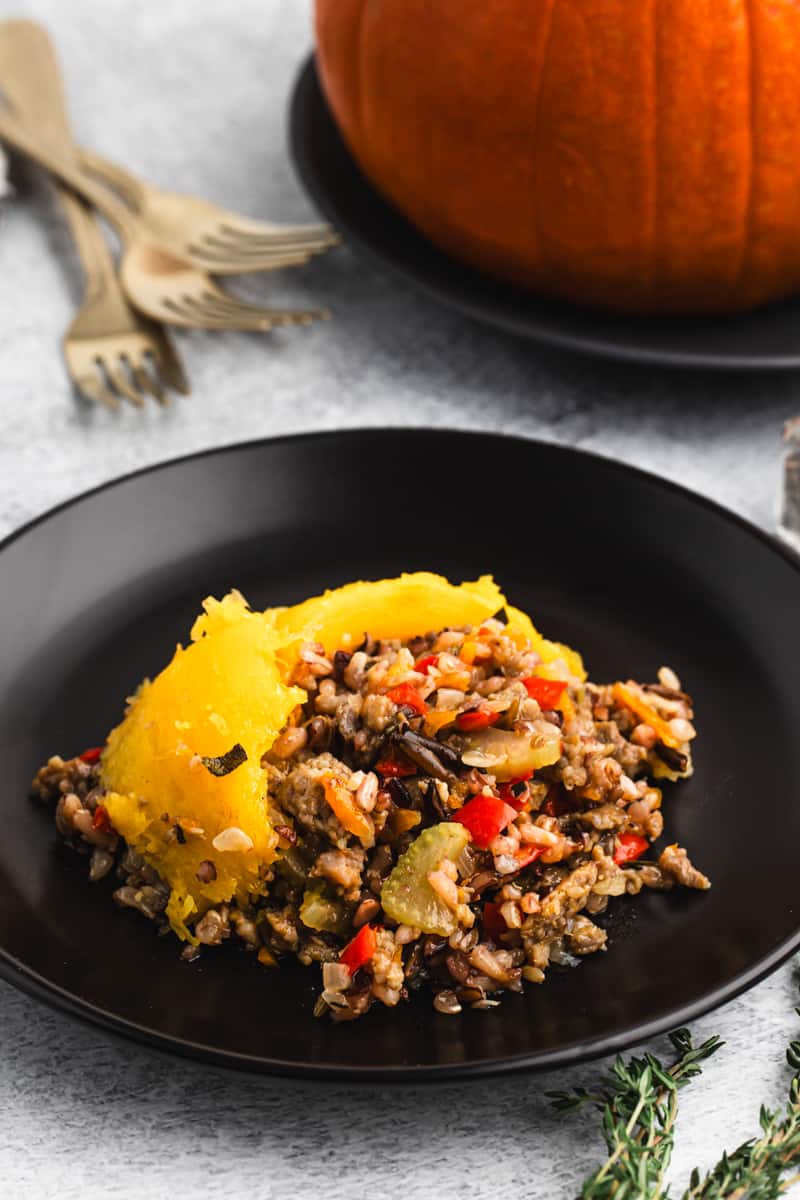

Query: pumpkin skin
left=315, top=0, right=800, bottom=316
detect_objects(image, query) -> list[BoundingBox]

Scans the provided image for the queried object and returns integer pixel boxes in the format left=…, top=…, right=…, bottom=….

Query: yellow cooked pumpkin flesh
left=99, top=574, right=585, bottom=940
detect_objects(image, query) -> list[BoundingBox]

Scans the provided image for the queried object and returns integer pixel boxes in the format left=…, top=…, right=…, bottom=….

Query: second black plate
left=290, top=56, right=800, bottom=370
left=3, top=429, right=800, bottom=1078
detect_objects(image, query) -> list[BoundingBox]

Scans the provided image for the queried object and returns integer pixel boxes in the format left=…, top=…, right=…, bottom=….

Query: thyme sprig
left=680, top=1014, right=800, bottom=1200
left=552, top=996, right=800, bottom=1200
left=549, top=1029, right=723, bottom=1200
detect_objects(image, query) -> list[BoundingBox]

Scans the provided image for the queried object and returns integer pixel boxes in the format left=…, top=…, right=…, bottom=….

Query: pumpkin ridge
left=530, top=0, right=558, bottom=279
left=648, top=0, right=660, bottom=304
left=738, top=0, right=757, bottom=293
left=354, top=0, right=368, bottom=149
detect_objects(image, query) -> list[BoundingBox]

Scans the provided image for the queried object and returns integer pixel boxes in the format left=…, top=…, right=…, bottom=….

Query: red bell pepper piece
left=613, top=832, right=649, bottom=865
left=482, top=901, right=507, bottom=942
left=498, top=773, right=533, bottom=812
left=375, top=754, right=417, bottom=778
left=414, top=654, right=438, bottom=675
left=91, top=805, right=113, bottom=833
left=454, top=794, right=517, bottom=849
left=455, top=705, right=500, bottom=732
left=340, top=923, right=378, bottom=973
left=521, top=677, right=568, bottom=708
left=514, top=845, right=545, bottom=870
left=386, top=682, right=427, bottom=716
left=79, top=746, right=103, bottom=764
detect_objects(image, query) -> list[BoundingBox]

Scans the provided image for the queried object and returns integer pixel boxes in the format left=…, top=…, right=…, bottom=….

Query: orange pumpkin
left=315, top=0, right=800, bottom=316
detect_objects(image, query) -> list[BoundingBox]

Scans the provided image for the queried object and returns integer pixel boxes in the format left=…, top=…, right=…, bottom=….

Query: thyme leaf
left=200, top=742, right=248, bottom=777
left=549, top=1028, right=723, bottom=1199
left=681, top=1012, right=800, bottom=1200
left=554, top=989, right=800, bottom=1200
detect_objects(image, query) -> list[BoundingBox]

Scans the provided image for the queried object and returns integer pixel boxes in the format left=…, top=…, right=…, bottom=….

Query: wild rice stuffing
left=33, top=616, right=707, bottom=1022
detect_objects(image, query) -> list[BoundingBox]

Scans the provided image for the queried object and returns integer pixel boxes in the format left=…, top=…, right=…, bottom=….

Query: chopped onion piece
left=322, top=961, right=352, bottom=992
left=211, top=826, right=254, bottom=853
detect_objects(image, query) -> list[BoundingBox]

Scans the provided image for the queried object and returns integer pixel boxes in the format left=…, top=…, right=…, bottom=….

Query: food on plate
left=33, top=573, right=707, bottom=1021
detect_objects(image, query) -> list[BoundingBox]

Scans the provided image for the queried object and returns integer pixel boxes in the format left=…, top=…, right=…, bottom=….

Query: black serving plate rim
left=2, top=427, right=799, bottom=1081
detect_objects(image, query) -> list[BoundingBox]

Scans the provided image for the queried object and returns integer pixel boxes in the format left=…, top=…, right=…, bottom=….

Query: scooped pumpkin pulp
left=100, top=574, right=584, bottom=939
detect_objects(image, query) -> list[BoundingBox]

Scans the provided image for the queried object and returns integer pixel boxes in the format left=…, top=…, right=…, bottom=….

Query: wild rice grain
left=658, top=665, right=681, bottom=691
left=433, top=989, right=462, bottom=1015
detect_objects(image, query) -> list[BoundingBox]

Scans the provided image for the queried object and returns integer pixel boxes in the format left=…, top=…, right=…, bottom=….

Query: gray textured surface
left=2, top=2, right=800, bottom=1196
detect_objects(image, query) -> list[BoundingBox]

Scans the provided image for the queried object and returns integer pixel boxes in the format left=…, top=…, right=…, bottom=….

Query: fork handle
left=77, top=146, right=146, bottom=213
left=60, top=187, right=124, bottom=303
left=0, top=21, right=126, bottom=304
left=0, top=20, right=69, bottom=143
left=0, top=107, right=137, bottom=237
left=0, top=21, right=130, bottom=239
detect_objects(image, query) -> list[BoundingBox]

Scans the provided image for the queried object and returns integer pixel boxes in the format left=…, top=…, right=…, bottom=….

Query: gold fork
left=0, top=109, right=331, bottom=331
left=0, top=17, right=188, bottom=405
left=78, top=147, right=340, bottom=268
left=0, top=21, right=337, bottom=274
left=60, top=191, right=189, bottom=407
left=0, top=17, right=331, bottom=332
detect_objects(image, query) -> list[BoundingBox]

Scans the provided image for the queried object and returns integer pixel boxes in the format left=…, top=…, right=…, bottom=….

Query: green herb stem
left=553, top=1004, right=800, bottom=1200
left=682, top=1033, right=800, bottom=1199
left=549, top=1030, right=723, bottom=1200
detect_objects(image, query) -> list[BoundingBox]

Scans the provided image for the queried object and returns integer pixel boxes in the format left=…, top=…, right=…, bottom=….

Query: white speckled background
left=2, top=2, right=800, bottom=1196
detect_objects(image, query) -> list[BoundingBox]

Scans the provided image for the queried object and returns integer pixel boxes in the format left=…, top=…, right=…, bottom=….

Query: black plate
left=290, top=56, right=800, bottom=371
left=3, top=429, right=800, bottom=1080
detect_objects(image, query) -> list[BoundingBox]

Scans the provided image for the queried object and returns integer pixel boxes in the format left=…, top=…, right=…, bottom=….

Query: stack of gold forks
left=0, top=20, right=338, bottom=406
